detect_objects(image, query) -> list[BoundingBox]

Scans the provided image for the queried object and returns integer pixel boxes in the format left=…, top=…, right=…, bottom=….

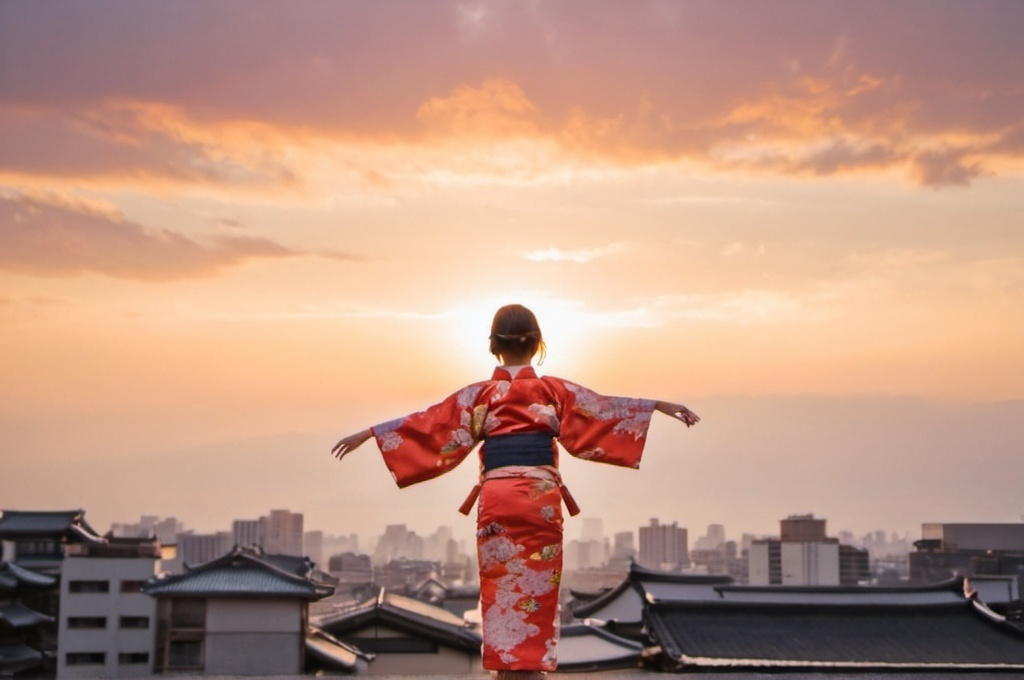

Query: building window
left=118, top=652, right=150, bottom=665
left=155, top=598, right=206, bottom=671
left=120, top=580, right=146, bottom=593
left=167, top=640, right=203, bottom=669
left=169, top=598, right=205, bottom=628
left=66, top=652, right=106, bottom=665
left=15, top=539, right=61, bottom=556
left=68, top=580, right=110, bottom=593
left=120, top=616, right=150, bottom=629
left=68, top=617, right=107, bottom=629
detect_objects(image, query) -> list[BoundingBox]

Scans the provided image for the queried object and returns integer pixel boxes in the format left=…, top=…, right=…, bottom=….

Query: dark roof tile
left=646, top=599, right=1024, bottom=670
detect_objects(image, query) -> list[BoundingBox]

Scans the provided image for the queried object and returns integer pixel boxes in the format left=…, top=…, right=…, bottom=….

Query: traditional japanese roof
left=570, top=561, right=733, bottom=622
left=0, top=603, right=53, bottom=628
left=645, top=597, right=1024, bottom=671
left=714, top=575, right=968, bottom=605
left=555, top=621, right=644, bottom=672
left=0, top=561, right=57, bottom=591
left=314, top=589, right=481, bottom=652
left=143, top=546, right=333, bottom=600
left=0, top=643, right=44, bottom=674
left=305, top=626, right=374, bottom=673
left=0, top=509, right=102, bottom=541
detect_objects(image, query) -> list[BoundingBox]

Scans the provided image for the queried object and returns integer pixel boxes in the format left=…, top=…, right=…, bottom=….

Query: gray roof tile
left=0, top=510, right=100, bottom=539
left=646, top=599, right=1024, bottom=670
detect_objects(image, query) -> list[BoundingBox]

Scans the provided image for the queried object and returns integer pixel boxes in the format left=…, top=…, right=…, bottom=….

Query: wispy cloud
left=523, top=243, right=625, bottom=263
left=0, top=193, right=350, bottom=281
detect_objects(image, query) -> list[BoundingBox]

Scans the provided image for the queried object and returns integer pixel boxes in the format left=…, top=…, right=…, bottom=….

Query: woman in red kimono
left=332, top=304, right=699, bottom=679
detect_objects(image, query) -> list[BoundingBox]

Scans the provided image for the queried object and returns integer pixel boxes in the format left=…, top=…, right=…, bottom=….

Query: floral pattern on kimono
left=368, top=365, right=660, bottom=671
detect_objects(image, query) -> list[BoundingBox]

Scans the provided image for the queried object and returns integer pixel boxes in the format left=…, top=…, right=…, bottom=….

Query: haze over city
left=2, top=1, right=1023, bottom=545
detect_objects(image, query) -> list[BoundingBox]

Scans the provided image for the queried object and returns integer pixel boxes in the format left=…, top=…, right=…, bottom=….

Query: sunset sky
left=2, top=1, right=1023, bottom=547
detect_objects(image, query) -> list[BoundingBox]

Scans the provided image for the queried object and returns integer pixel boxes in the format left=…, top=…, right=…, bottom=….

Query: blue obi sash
left=482, top=433, right=555, bottom=471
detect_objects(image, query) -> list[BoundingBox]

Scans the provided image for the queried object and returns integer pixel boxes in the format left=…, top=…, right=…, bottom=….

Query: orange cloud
left=1, top=2, right=1022, bottom=190
left=416, top=79, right=539, bottom=137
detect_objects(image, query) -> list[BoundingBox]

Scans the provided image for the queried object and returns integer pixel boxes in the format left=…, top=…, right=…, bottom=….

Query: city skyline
left=3, top=3, right=1023, bottom=544
left=102, top=507, right=917, bottom=563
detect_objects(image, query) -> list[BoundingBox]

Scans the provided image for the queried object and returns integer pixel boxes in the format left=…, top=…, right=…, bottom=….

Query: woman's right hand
left=331, top=429, right=372, bottom=460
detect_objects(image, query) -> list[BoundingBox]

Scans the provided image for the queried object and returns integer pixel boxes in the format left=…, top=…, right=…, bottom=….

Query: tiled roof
left=645, top=599, right=1024, bottom=671
left=143, top=546, right=333, bottom=600
left=0, top=509, right=100, bottom=539
left=556, top=622, right=643, bottom=672
left=145, top=566, right=320, bottom=597
left=0, top=603, right=52, bottom=628
left=0, top=643, right=44, bottom=674
left=314, top=589, right=481, bottom=651
left=572, top=563, right=981, bottom=623
left=571, top=561, right=732, bottom=621
left=305, top=627, right=374, bottom=672
left=715, top=576, right=968, bottom=605
left=0, top=561, right=57, bottom=590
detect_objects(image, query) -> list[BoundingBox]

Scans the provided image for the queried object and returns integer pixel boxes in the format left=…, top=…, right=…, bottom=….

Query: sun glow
left=444, top=294, right=597, bottom=377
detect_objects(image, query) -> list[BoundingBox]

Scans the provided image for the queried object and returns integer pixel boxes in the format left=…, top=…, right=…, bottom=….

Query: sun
left=444, top=294, right=593, bottom=376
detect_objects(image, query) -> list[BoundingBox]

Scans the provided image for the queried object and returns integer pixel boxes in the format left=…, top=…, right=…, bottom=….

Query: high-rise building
left=910, top=523, right=1024, bottom=584
left=232, top=520, right=264, bottom=549
left=748, top=515, right=870, bottom=586
left=263, top=510, right=303, bottom=557
left=177, top=532, right=232, bottom=567
left=304, top=531, right=324, bottom=566
left=373, top=524, right=423, bottom=564
left=608, top=531, right=637, bottom=569
left=638, top=519, right=688, bottom=571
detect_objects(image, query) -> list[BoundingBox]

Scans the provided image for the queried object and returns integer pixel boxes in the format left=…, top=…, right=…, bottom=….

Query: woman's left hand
left=656, top=401, right=700, bottom=427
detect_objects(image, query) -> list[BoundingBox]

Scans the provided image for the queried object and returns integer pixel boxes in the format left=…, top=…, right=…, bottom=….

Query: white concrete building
left=780, top=540, right=840, bottom=586
left=749, top=515, right=843, bottom=586
left=56, top=538, right=160, bottom=679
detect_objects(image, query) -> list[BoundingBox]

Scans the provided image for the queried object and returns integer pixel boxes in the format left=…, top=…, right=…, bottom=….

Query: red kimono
left=370, top=365, right=656, bottom=671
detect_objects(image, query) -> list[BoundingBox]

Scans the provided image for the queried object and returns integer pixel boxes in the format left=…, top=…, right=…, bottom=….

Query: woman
left=332, top=304, right=698, bottom=678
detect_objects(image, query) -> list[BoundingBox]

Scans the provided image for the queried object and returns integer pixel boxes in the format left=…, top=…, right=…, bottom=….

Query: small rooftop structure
left=0, top=509, right=102, bottom=542
left=0, top=642, right=46, bottom=676
left=556, top=621, right=644, bottom=672
left=0, top=602, right=52, bottom=629
left=0, top=561, right=57, bottom=591
left=0, top=560, right=56, bottom=676
left=305, top=626, right=374, bottom=674
left=315, top=588, right=481, bottom=675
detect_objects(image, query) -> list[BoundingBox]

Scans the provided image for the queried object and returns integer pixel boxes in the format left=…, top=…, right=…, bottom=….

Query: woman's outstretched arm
left=655, top=401, right=700, bottom=427
left=331, top=428, right=372, bottom=460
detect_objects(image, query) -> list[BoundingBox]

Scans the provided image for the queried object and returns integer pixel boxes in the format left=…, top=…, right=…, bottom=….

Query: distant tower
left=232, top=519, right=264, bottom=549
left=263, top=510, right=303, bottom=556
left=706, top=523, right=726, bottom=548
left=177, top=532, right=232, bottom=566
left=638, top=518, right=688, bottom=571
left=304, top=530, right=324, bottom=566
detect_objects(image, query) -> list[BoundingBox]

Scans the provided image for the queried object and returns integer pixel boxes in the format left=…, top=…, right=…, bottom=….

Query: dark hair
left=489, top=304, right=546, bottom=362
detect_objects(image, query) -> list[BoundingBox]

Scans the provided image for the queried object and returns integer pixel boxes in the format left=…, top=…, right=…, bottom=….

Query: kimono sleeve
left=370, top=383, right=487, bottom=488
left=554, top=379, right=657, bottom=469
